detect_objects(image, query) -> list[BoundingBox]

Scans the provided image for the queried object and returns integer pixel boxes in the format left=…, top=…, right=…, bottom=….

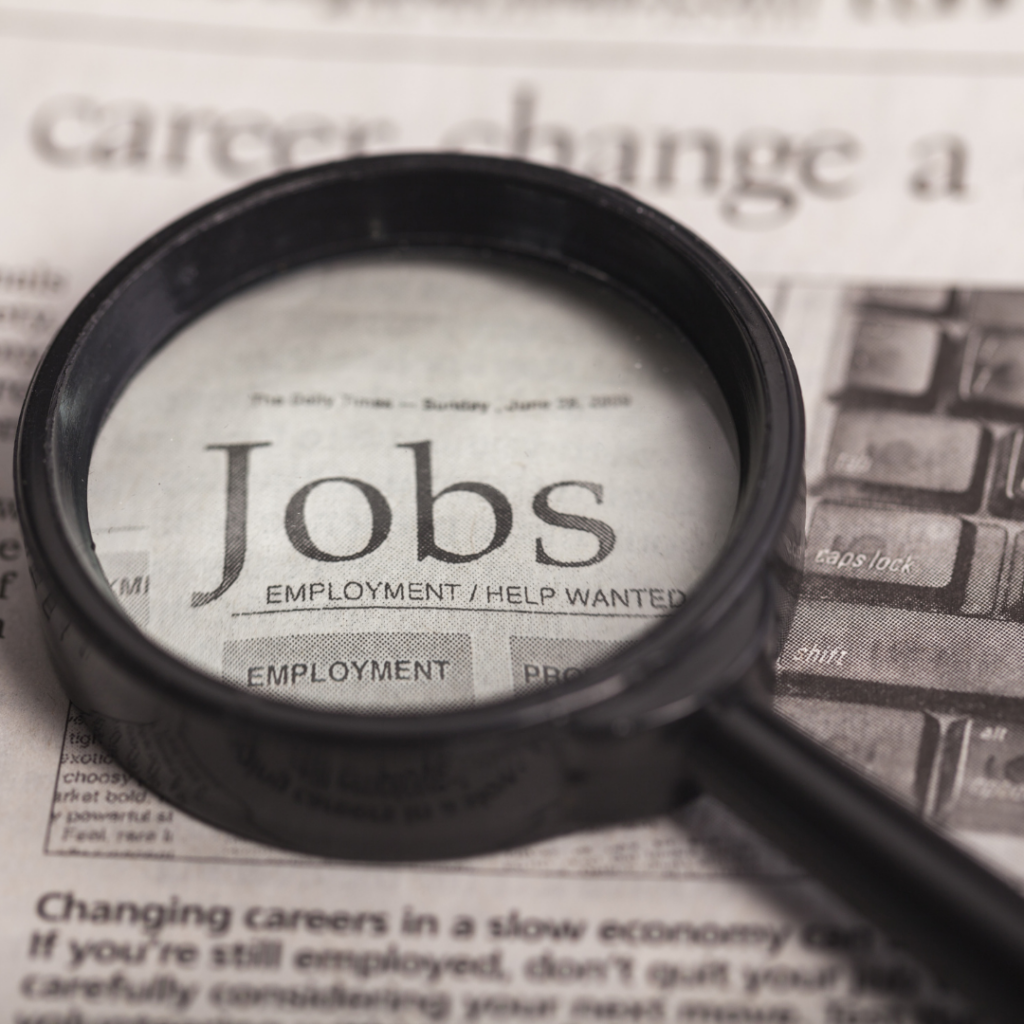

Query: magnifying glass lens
left=87, top=255, right=740, bottom=713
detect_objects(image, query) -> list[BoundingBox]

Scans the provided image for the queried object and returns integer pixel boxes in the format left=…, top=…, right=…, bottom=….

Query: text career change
left=192, top=440, right=618, bottom=607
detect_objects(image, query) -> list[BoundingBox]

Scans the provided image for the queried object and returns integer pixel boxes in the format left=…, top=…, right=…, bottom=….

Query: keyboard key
left=988, top=431, right=1024, bottom=520
left=780, top=601, right=1024, bottom=700
left=961, top=524, right=1007, bottom=617
left=858, top=287, right=952, bottom=315
left=776, top=695, right=926, bottom=807
left=958, top=331, right=1024, bottom=414
left=914, top=712, right=971, bottom=822
left=999, top=531, right=1024, bottom=618
left=845, top=315, right=941, bottom=398
left=947, top=721, right=1024, bottom=835
left=968, top=290, right=1024, bottom=328
left=825, top=410, right=988, bottom=511
left=805, top=501, right=970, bottom=610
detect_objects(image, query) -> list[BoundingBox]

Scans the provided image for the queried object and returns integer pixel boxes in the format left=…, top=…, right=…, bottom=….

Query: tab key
left=825, top=410, right=989, bottom=513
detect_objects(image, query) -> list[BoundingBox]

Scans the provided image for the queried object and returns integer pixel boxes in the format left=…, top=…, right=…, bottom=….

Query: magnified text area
left=87, top=256, right=740, bottom=712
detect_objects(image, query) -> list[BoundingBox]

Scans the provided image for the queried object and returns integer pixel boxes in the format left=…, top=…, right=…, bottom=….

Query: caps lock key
left=805, top=501, right=975, bottom=612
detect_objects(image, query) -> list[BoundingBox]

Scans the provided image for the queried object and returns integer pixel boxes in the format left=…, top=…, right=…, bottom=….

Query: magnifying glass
left=15, top=153, right=1024, bottom=1021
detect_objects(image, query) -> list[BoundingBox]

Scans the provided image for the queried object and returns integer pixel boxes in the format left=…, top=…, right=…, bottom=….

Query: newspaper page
left=0, top=1, right=1022, bottom=1021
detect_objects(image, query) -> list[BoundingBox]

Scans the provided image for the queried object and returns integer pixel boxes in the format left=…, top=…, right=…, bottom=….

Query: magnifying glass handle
left=679, top=682, right=1024, bottom=1023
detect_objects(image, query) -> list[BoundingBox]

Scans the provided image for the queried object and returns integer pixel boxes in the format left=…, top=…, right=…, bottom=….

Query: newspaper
left=1, top=0, right=1023, bottom=1020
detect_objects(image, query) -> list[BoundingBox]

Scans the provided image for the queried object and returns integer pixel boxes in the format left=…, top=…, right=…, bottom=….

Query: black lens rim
left=16, top=153, right=803, bottom=745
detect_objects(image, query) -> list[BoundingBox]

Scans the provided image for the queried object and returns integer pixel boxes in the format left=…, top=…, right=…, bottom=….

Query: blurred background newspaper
left=3, top=1, right=1024, bottom=1021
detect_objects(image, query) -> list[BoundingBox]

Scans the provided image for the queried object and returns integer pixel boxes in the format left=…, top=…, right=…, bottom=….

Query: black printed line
left=233, top=603, right=670, bottom=620
left=44, top=701, right=74, bottom=856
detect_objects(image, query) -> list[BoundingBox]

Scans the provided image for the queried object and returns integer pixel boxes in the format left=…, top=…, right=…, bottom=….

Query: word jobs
left=193, top=440, right=617, bottom=607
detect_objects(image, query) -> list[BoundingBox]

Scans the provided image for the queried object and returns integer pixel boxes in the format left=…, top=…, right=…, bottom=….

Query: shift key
left=806, top=501, right=970, bottom=610
left=826, top=410, right=988, bottom=511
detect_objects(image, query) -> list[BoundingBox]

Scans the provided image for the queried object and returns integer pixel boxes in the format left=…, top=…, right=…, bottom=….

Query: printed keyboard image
left=778, top=286, right=1024, bottom=837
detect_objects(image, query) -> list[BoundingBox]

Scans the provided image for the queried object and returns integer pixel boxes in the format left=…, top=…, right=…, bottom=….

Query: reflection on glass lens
left=87, top=256, right=740, bottom=713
